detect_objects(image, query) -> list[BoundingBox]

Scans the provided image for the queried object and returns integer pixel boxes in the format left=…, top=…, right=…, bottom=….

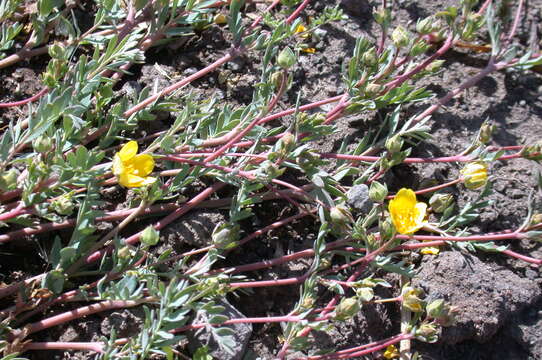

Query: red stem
left=285, top=0, right=311, bottom=24
left=23, top=342, right=104, bottom=353
left=85, top=183, right=225, bottom=263
left=385, top=34, right=454, bottom=90
left=308, top=333, right=414, bottom=360
left=0, top=88, right=48, bottom=108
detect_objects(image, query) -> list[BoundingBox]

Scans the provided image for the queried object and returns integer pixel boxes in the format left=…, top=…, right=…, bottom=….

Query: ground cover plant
left=0, top=0, right=541, bottom=359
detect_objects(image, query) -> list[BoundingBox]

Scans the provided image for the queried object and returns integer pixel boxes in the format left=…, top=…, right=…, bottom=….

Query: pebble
left=314, top=28, right=328, bottom=39
left=184, top=67, right=198, bottom=76
left=347, top=184, right=373, bottom=213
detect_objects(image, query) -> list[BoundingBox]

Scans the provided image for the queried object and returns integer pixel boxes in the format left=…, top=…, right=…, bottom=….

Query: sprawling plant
left=0, top=0, right=540, bottom=359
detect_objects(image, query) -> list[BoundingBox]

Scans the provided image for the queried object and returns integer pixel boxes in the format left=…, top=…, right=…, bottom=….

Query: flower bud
left=277, top=46, right=296, bottom=69
left=256, top=160, right=285, bottom=181
left=373, top=7, right=391, bottom=25
left=415, top=322, right=439, bottom=342
left=213, top=13, right=227, bottom=25
left=402, top=286, right=424, bottom=312
left=429, top=193, right=454, bottom=213
left=366, top=233, right=381, bottom=249
left=300, top=295, right=316, bottom=309
left=356, top=287, right=374, bottom=302
left=426, top=299, right=445, bottom=318
left=51, top=195, right=75, bottom=216
left=317, top=255, right=333, bottom=270
left=385, top=135, right=403, bottom=153
left=521, top=141, right=542, bottom=160
left=409, top=40, right=430, bottom=57
left=426, top=59, right=445, bottom=73
left=330, top=205, right=354, bottom=226
left=48, top=41, right=66, bottom=59
left=391, top=26, right=410, bottom=48
left=460, top=162, right=488, bottom=190
left=141, top=226, right=160, bottom=246
left=334, top=297, right=361, bottom=321
left=416, top=17, right=436, bottom=35
left=369, top=181, right=388, bottom=202
left=277, top=132, right=296, bottom=155
left=364, top=82, right=383, bottom=97
left=0, top=169, right=18, bottom=191
left=361, top=47, right=378, bottom=66
left=379, top=218, right=395, bottom=242
left=270, top=71, right=283, bottom=88
left=34, top=135, right=54, bottom=153
left=117, top=246, right=132, bottom=259
left=212, top=223, right=239, bottom=249
left=531, top=214, right=542, bottom=226
left=478, top=122, right=495, bottom=144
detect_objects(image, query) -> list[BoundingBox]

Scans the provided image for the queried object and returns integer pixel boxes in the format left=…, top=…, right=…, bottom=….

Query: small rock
left=340, top=0, right=372, bottom=17
left=188, top=300, right=252, bottom=360
left=413, top=251, right=541, bottom=344
left=313, top=28, right=328, bottom=39
left=100, top=310, right=143, bottom=338
left=228, top=58, right=246, bottom=72
left=347, top=184, right=373, bottom=213
left=184, top=67, right=198, bottom=76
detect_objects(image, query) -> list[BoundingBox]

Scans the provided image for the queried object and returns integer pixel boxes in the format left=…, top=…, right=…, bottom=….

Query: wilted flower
left=402, top=286, right=424, bottom=312
left=383, top=344, right=399, bottom=359
left=300, top=47, right=316, bottom=54
left=330, top=205, right=354, bottom=226
left=112, top=141, right=156, bottom=188
left=388, top=188, right=427, bottom=235
left=429, top=193, right=454, bottom=213
left=460, top=162, right=488, bottom=190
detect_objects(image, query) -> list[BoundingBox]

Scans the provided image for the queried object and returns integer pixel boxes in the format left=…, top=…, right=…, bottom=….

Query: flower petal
left=414, top=202, right=427, bottom=225
left=118, top=141, right=138, bottom=162
left=118, top=173, right=144, bottom=188
left=112, top=153, right=124, bottom=176
left=395, top=188, right=417, bottom=207
left=420, top=246, right=440, bottom=255
left=130, top=154, right=155, bottom=176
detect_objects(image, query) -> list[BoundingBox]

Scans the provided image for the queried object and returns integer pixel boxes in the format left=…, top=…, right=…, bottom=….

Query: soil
left=1, top=0, right=542, bottom=359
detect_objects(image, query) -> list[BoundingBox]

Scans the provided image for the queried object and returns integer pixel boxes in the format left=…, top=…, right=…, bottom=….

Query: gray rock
left=313, top=28, right=328, bottom=40
left=100, top=310, right=143, bottom=338
left=413, top=251, right=541, bottom=344
left=183, top=67, right=198, bottom=76
left=188, top=300, right=252, bottom=360
left=504, top=300, right=542, bottom=359
left=346, top=184, right=373, bottom=213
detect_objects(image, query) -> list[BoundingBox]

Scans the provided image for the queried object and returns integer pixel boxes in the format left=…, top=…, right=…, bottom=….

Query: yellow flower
left=383, top=344, right=399, bottom=359
left=460, top=161, right=488, bottom=190
left=420, top=246, right=440, bottom=255
left=388, top=188, right=427, bottom=235
left=112, top=141, right=156, bottom=188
